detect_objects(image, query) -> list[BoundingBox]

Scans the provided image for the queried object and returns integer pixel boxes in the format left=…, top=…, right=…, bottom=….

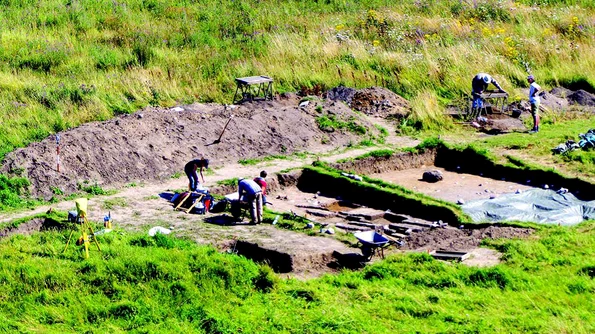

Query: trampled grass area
left=1, top=0, right=594, bottom=158
left=0, top=223, right=594, bottom=333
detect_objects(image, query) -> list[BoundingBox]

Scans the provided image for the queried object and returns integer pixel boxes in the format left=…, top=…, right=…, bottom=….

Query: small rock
left=543, top=184, right=549, bottom=189
left=479, top=184, right=483, bottom=187
left=137, top=113, right=143, bottom=119
left=299, top=101, right=310, bottom=108
left=457, top=199, right=465, bottom=205
left=489, top=195, right=496, bottom=199
left=484, top=189, right=490, bottom=193
left=422, top=170, right=443, bottom=183
left=171, top=107, right=184, bottom=112
left=306, top=222, right=314, bottom=229
left=515, top=189, right=522, bottom=194
left=325, top=228, right=335, bottom=235
left=557, top=187, right=569, bottom=194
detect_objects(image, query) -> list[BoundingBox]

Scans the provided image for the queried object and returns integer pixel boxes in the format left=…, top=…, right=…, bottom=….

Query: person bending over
left=238, top=178, right=263, bottom=224
left=184, top=158, right=209, bottom=191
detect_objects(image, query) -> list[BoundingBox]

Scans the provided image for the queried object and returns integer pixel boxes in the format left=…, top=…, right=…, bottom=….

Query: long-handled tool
left=207, top=115, right=234, bottom=146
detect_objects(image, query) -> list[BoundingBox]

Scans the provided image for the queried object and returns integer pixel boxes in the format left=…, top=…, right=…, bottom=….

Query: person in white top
left=527, top=75, right=541, bottom=133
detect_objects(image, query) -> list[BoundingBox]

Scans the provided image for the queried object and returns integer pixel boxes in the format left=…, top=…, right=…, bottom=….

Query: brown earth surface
left=370, top=166, right=535, bottom=203
left=8, top=84, right=590, bottom=276
left=1, top=92, right=388, bottom=199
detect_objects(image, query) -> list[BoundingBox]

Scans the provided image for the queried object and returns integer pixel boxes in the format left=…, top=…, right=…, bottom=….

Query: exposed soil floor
left=9, top=85, right=589, bottom=276
left=371, top=166, right=535, bottom=203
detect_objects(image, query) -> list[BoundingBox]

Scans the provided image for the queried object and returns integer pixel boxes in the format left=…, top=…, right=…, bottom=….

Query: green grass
left=2, top=1, right=592, bottom=161
left=101, top=197, right=129, bottom=210
left=471, top=118, right=595, bottom=177
left=238, top=151, right=311, bottom=166
left=1, top=222, right=594, bottom=332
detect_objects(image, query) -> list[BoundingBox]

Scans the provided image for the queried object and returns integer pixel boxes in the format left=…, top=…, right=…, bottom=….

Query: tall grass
left=0, top=222, right=594, bottom=332
left=0, top=1, right=594, bottom=159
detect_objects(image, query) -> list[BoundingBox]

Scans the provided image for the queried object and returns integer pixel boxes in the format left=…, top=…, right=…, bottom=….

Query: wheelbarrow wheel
left=361, top=244, right=374, bottom=262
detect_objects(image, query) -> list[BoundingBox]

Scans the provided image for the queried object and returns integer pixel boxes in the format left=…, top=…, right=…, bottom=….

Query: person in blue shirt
left=238, top=178, right=263, bottom=224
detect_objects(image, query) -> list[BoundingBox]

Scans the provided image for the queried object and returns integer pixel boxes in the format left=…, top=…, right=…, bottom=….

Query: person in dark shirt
left=184, top=158, right=209, bottom=191
left=471, top=73, right=506, bottom=117
left=253, top=170, right=268, bottom=206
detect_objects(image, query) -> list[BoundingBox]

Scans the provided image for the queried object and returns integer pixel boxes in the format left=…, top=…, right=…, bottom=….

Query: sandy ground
left=371, top=166, right=535, bottom=203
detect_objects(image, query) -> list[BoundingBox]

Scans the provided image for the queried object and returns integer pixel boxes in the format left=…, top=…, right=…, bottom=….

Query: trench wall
left=435, top=146, right=595, bottom=200
left=328, top=149, right=437, bottom=175
left=297, top=167, right=468, bottom=225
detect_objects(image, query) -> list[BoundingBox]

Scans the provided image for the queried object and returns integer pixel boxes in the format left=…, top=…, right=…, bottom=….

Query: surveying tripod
left=63, top=199, right=101, bottom=258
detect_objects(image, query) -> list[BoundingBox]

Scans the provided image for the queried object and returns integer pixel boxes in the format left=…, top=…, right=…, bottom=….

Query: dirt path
left=0, top=134, right=419, bottom=226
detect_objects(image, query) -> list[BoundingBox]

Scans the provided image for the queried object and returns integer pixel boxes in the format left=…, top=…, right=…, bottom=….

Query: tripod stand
left=63, top=199, right=101, bottom=259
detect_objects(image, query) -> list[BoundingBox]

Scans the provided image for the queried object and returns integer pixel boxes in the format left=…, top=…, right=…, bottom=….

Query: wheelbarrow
left=354, top=230, right=392, bottom=261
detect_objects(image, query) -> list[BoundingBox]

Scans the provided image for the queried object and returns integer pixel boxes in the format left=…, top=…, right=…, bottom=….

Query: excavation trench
left=229, top=147, right=594, bottom=273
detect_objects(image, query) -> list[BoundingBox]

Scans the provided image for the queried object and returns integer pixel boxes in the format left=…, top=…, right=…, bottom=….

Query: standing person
left=527, top=75, right=541, bottom=133
left=184, top=158, right=209, bottom=191
left=238, top=178, right=263, bottom=224
left=471, top=73, right=506, bottom=117
left=254, top=170, right=268, bottom=206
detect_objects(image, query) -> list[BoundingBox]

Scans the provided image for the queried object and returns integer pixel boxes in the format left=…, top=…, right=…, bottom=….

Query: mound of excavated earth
left=328, top=86, right=411, bottom=119
left=2, top=94, right=382, bottom=199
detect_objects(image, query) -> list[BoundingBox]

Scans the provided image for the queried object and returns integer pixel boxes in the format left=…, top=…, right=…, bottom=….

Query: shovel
left=206, top=115, right=233, bottom=146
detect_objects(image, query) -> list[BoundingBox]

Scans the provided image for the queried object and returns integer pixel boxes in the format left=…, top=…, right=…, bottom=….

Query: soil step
left=384, top=229, right=409, bottom=239
left=401, top=219, right=437, bottom=229
left=305, top=209, right=337, bottom=218
left=383, top=212, right=410, bottom=223
left=347, top=221, right=381, bottom=229
left=335, top=223, right=369, bottom=232
left=296, top=204, right=329, bottom=211
left=388, top=223, right=427, bottom=234
left=340, top=207, right=385, bottom=221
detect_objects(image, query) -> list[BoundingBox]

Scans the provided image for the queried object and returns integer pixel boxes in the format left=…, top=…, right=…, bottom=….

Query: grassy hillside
left=0, top=0, right=594, bottom=158
left=0, top=223, right=594, bottom=333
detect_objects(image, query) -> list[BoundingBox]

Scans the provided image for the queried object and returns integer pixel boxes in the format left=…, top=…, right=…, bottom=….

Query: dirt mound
left=403, top=226, right=534, bottom=251
left=2, top=99, right=380, bottom=199
left=538, top=91, right=569, bottom=110
left=550, top=87, right=573, bottom=98
left=352, top=87, right=411, bottom=118
left=567, top=90, right=595, bottom=106
left=328, top=86, right=411, bottom=118
left=326, top=86, right=357, bottom=105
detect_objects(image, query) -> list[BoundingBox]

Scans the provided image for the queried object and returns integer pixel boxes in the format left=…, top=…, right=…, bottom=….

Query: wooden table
left=233, top=75, right=273, bottom=104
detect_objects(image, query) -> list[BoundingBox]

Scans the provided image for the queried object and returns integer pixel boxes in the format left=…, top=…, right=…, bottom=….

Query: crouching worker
left=238, top=178, right=263, bottom=224
left=184, top=158, right=209, bottom=191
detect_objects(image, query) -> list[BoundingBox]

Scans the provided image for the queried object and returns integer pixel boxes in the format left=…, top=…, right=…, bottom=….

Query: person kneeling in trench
left=238, top=178, right=263, bottom=224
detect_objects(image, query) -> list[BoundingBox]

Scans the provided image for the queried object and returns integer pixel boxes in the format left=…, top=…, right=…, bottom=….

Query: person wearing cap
left=238, top=178, right=263, bottom=224
left=527, top=75, right=541, bottom=133
left=253, top=170, right=268, bottom=206
left=471, top=73, right=506, bottom=117
left=184, top=158, right=209, bottom=191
